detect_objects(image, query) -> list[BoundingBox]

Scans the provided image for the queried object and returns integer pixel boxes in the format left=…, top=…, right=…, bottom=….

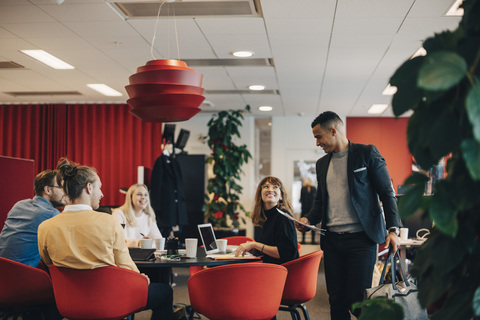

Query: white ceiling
left=0, top=0, right=462, bottom=117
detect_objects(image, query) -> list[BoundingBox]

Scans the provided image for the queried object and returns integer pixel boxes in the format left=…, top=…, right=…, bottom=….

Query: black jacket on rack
left=150, top=153, right=188, bottom=227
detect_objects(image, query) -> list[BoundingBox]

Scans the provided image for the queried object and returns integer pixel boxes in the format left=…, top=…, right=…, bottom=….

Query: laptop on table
left=198, top=223, right=220, bottom=254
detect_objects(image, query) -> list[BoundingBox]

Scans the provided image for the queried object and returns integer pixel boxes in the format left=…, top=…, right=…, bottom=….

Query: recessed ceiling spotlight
left=368, top=104, right=389, bottom=114
left=382, top=84, right=397, bottom=96
left=248, top=85, right=265, bottom=91
left=232, top=51, right=254, bottom=58
left=259, top=106, right=273, bottom=112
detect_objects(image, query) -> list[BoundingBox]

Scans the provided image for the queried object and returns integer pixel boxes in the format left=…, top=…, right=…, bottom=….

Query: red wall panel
left=346, top=117, right=412, bottom=193
left=0, top=156, right=35, bottom=231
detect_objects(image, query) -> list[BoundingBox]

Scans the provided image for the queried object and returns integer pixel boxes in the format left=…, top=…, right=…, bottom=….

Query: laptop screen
left=198, top=223, right=219, bottom=254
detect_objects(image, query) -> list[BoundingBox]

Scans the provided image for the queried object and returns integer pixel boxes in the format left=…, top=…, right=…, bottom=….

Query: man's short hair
left=34, top=170, right=58, bottom=196
left=311, top=111, right=343, bottom=129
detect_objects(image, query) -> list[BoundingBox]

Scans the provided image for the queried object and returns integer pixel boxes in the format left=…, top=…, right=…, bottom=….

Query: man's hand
left=385, top=232, right=400, bottom=253
left=295, top=217, right=310, bottom=232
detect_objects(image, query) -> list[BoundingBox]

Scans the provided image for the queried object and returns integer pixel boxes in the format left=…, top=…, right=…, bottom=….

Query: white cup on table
left=217, top=239, right=228, bottom=253
left=140, top=238, right=153, bottom=249
left=400, top=228, right=409, bottom=241
left=185, top=238, right=198, bottom=258
left=154, top=238, right=165, bottom=250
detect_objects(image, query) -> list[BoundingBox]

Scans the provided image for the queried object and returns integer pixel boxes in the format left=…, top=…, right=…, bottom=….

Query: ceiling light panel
left=20, top=50, right=74, bottom=70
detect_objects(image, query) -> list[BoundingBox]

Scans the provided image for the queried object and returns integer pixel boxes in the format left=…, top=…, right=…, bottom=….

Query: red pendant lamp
left=125, top=2, right=205, bottom=123
left=126, top=59, right=205, bottom=122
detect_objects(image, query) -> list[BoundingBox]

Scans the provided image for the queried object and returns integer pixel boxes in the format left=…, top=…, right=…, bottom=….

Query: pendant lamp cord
left=150, top=1, right=181, bottom=60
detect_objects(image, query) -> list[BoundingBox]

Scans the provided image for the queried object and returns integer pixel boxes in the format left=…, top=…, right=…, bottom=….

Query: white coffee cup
left=400, top=228, right=409, bottom=241
left=185, top=238, right=198, bottom=258
left=140, top=238, right=153, bottom=249
left=217, top=239, right=228, bottom=253
left=154, top=238, right=165, bottom=250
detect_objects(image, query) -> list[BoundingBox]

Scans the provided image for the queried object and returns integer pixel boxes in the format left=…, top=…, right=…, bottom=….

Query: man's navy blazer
left=305, top=141, right=402, bottom=246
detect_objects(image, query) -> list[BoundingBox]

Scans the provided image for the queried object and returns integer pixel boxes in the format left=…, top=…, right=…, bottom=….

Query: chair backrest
left=188, top=263, right=288, bottom=320
left=297, top=242, right=302, bottom=255
left=49, top=265, right=148, bottom=320
left=281, top=250, right=323, bottom=305
left=0, top=257, right=55, bottom=308
left=222, top=236, right=254, bottom=245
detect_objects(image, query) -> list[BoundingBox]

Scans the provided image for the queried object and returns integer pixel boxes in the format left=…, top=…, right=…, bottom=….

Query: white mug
left=185, top=238, right=198, bottom=258
left=154, top=238, right=165, bottom=250
left=400, top=228, right=409, bottom=241
left=217, top=239, right=228, bottom=253
left=140, top=238, right=153, bottom=249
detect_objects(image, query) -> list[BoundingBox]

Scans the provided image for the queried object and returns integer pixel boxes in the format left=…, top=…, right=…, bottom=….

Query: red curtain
left=0, top=103, right=164, bottom=206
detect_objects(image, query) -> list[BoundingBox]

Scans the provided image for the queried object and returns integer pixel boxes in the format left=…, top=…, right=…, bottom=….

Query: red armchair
left=188, top=263, right=287, bottom=320
left=0, top=257, right=55, bottom=319
left=49, top=265, right=148, bottom=320
left=279, top=250, right=324, bottom=320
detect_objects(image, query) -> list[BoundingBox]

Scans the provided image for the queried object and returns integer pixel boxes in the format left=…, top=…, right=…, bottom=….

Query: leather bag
left=364, top=249, right=428, bottom=320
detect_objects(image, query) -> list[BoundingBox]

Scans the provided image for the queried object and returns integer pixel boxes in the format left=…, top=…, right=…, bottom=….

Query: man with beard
left=0, top=169, right=66, bottom=268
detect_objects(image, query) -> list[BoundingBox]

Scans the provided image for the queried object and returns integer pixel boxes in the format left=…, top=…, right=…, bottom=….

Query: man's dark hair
left=34, top=170, right=58, bottom=196
left=311, top=111, right=343, bottom=129
left=57, top=158, right=97, bottom=201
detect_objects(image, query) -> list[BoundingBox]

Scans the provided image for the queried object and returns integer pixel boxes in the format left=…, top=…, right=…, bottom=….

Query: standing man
left=38, top=158, right=173, bottom=320
left=0, top=169, right=66, bottom=267
left=297, top=111, right=402, bottom=320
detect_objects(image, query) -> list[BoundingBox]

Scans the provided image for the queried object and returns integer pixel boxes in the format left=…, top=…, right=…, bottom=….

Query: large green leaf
left=466, top=77, right=480, bottom=142
left=398, top=173, right=428, bottom=219
left=461, top=138, right=480, bottom=180
left=474, top=286, right=480, bottom=317
left=407, top=109, right=435, bottom=169
left=429, top=183, right=458, bottom=237
left=424, top=102, right=463, bottom=160
left=418, top=51, right=467, bottom=91
left=390, top=57, right=424, bottom=116
left=431, top=281, right=475, bottom=320
left=353, top=298, right=404, bottom=320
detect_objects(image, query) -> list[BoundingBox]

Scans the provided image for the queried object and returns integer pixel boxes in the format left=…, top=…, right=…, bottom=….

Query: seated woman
left=235, top=176, right=299, bottom=264
left=112, top=184, right=162, bottom=247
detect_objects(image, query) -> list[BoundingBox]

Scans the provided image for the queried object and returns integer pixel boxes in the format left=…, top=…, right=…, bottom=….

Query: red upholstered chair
left=189, top=235, right=254, bottom=276
left=49, top=265, right=148, bottom=320
left=188, top=263, right=288, bottom=320
left=0, top=257, right=55, bottom=319
left=279, top=250, right=323, bottom=320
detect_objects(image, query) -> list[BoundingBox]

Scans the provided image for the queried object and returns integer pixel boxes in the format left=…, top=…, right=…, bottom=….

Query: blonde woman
left=235, top=176, right=299, bottom=264
left=112, top=184, right=162, bottom=247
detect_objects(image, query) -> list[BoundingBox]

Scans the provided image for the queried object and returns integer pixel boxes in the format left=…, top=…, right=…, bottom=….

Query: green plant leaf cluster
left=202, top=105, right=252, bottom=228
left=352, top=298, right=404, bottom=320
left=386, top=1, right=480, bottom=319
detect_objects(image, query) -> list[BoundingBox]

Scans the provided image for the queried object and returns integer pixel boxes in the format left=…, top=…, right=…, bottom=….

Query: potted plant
left=202, top=105, right=252, bottom=229
left=354, top=1, right=480, bottom=319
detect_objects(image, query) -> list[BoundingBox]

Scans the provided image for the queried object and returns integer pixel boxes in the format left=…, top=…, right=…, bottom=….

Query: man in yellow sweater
left=38, top=158, right=173, bottom=320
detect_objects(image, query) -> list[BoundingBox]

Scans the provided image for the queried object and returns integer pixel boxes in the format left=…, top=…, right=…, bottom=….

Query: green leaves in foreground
left=474, top=287, right=480, bottom=317
left=461, top=138, right=480, bottom=181
left=466, top=77, right=480, bottom=142
left=352, top=298, right=404, bottom=320
left=417, top=51, right=467, bottom=91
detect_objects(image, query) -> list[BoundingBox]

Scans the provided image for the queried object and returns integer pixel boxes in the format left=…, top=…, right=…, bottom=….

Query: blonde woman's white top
left=112, top=208, right=162, bottom=247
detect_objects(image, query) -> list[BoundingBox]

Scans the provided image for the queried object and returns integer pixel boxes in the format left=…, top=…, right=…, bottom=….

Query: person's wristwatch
left=388, top=227, right=400, bottom=236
